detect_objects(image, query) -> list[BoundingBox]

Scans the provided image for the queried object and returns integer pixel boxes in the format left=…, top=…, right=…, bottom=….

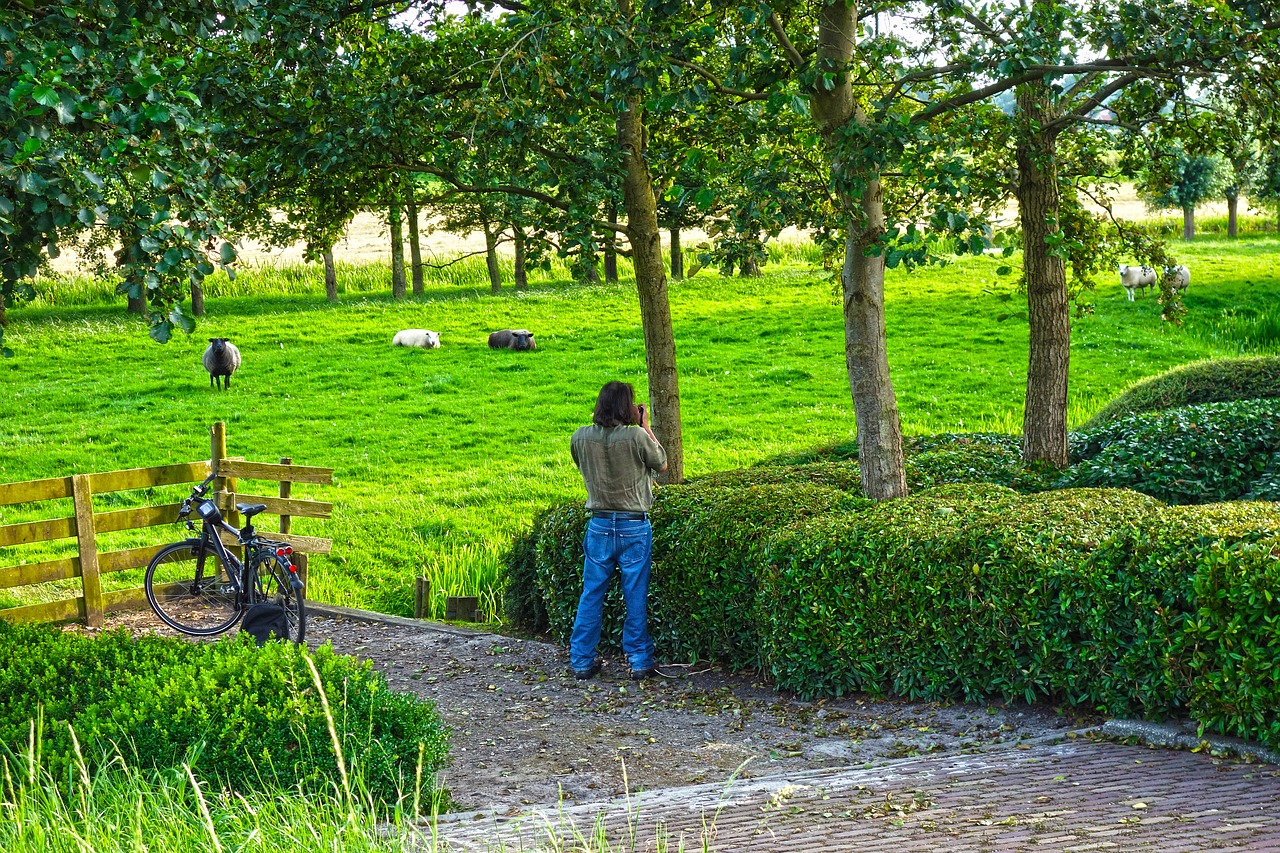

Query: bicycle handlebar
left=177, top=471, right=221, bottom=522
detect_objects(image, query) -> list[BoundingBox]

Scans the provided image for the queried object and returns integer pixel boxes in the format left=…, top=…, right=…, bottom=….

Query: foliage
left=0, top=622, right=449, bottom=805
left=1082, top=356, right=1280, bottom=427
left=1137, top=145, right=1223, bottom=219
left=761, top=487, right=1280, bottom=751
left=1064, top=398, right=1280, bottom=504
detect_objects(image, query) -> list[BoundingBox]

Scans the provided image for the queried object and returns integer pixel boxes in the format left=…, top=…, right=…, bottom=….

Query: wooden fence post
left=71, top=474, right=104, bottom=628
left=279, top=457, right=308, bottom=588
left=210, top=422, right=226, bottom=481
left=414, top=575, right=430, bottom=619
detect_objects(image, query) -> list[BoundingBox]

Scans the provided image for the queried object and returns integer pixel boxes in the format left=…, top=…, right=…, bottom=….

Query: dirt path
left=102, top=608, right=1092, bottom=811
left=143, top=608, right=1103, bottom=812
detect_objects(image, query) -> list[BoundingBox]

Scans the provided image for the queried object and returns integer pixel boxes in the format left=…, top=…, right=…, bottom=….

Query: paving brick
left=425, top=739, right=1280, bottom=852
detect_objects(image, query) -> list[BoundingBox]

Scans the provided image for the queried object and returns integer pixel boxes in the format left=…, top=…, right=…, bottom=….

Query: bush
left=760, top=489, right=1280, bottom=748
left=0, top=624, right=449, bottom=804
left=1063, top=398, right=1280, bottom=504
left=760, top=486, right=1159, bottom=704
left=1082, top=356, right=1280, bottom=428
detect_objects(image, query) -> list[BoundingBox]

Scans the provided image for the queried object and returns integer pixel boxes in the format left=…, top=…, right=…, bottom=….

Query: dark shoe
left=573, top=658, right=602, bottom=680
left=629, top=664, right=668, bottom=680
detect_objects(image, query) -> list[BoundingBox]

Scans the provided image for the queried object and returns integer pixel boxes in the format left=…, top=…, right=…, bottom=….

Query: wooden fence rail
left=0, top=423, right=333, bottom=628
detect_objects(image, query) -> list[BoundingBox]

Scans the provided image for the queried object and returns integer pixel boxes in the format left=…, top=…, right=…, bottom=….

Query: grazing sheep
left=202, top=338, right=241, bottom=390
left=1166, top=264, right=1190, bottom=294
left=392, top=329, right=441, bottom=349
left=1118, top=264, right=1157, bottom=301
left=488, top=329, right=536, bottom=351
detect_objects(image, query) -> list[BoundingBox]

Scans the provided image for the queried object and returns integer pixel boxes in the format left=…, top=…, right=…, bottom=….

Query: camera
left=637, top=403, right=646, bottom=423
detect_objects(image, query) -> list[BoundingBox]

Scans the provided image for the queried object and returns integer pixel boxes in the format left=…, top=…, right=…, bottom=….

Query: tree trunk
left=1016, top=82, right=1070, bottom=468
left=389, top=201, right=406, bottom=299
left=618, top=94, right=684, bottom=484
left=1182, top=205, right=1195, bottom=241
left=670, top=227, right=683, bottom=280
left=513, top=227, right=528, bottom=290
left=811, top=0, right=906, bottom=501
left=407, top=195, right=424, bottom=295
left=190, top=282, right=205, bottom=317
left=323, top=249, right=338, bottom=301
left=483, top=222, right=502, bottom=293
left=605, top=204, right=619, bottom=282
left=0, top=292, right=6, bottom=328
left=739, top=254, right=760, bottom=277
left=1227, top=191, right=1239, bottom=239
left=127, top=291, right=145, bottom=314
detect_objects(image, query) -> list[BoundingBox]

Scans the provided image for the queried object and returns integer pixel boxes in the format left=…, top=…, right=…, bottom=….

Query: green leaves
left=30, top=84, right=60, bottom=106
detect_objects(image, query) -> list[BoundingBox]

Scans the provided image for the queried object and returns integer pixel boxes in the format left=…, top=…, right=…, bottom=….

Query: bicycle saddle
left=236, top=503, right=268, bottom=520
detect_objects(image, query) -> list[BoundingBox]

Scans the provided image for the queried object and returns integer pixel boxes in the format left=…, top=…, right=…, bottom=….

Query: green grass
left=4, top=236, right=1280, bottom=616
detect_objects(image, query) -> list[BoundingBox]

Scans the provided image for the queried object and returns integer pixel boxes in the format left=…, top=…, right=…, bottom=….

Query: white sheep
left=1118, top=265, right=1157, bottom=301
left=1166, top=264, right=1190, bottom=294
left=392, top=329, right=441, bottom=349
left=202, top=338, right=241, bottom=390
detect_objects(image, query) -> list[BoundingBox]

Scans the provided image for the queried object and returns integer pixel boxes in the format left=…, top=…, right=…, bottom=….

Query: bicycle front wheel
left=252, top=555, right=307, bottom=643
left=145, top=540, right=242, bottom=636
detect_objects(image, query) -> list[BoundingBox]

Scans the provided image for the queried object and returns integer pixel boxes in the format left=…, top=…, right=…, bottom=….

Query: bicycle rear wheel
left=145, top=540, right=242, bottom=635
left=252, top=554, right=306, bottom=643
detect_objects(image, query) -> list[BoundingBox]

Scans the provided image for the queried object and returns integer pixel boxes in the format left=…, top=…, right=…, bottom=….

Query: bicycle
left=144, top=472, right=306, bottom=642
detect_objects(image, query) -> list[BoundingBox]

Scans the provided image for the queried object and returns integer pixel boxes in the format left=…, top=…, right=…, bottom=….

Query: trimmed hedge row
left=0, top=625, right=450, bottom=803
left=505, top=481, right=1280, bottom=748
left=1064, top=398, right=1280, bottom=504
left=1082, top=356, right=1280, bottom=428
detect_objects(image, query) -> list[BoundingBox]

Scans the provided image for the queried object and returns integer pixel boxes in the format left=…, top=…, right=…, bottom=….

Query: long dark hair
left=593, top=381, right=638, bottom=427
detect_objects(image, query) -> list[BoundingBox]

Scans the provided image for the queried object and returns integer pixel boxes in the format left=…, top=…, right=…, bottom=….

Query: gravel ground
left=103, top=608, right=1096, bottom=813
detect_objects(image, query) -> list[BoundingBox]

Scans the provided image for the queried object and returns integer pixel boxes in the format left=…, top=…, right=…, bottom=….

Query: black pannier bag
left=240, top=602, right=290, bottom=644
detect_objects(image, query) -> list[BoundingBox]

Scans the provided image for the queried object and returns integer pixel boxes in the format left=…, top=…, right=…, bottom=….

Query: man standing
left=569, top=381, right=667, bottom=680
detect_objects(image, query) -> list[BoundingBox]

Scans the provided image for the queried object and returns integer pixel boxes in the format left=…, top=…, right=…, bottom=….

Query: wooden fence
left=0, top=422, right=333, bottom=628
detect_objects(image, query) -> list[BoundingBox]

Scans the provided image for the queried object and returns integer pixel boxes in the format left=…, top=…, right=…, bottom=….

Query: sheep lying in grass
left=392, top=329, right=441, bottom=349
left=203, top=338, right=241, bottom=390
left=1119, top=264, right=1156, bottom=301
left=488, top=329, right=536, bottom=351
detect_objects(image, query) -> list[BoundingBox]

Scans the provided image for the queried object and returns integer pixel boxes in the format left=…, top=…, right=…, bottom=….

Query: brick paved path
left=427, top=736, right=1280, bottom=852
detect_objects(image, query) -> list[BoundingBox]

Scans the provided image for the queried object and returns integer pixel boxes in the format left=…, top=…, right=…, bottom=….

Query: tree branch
left=767, top=9, right=805, bottom=68
left=669, top=58, right=771, bottom=102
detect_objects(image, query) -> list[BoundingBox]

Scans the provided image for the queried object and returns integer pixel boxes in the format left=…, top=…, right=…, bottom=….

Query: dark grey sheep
left=203, top=338, right=241, bottom=390
left=488, top=329, right=536, bottom=351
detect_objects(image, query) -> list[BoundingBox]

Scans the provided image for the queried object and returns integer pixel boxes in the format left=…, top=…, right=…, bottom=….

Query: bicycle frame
left=181, top=474, right=302, bottom=604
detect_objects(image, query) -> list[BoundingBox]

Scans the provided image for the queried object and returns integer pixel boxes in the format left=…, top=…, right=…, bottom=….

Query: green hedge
left=0, top=625, right=449, bottom=804
left=1064, top=398, right=1280, bottom=504
left=507, top=479, right=1280, bottom=749
left=762, top=489, right=1280, bottom=747
left=1082, top=356, right=1280, bottom=428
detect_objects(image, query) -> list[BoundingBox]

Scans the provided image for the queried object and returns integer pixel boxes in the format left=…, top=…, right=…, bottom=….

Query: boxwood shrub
left=1082, top=356, right=1280, bottom=428
left=760, top=486, right=1158, bottom=704
left=0, top=624, right=449, bottom=804
left=1063, top=398, right=1280, bottom=504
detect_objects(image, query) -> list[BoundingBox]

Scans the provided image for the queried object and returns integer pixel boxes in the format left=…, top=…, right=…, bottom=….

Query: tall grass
left=5, top=236, right=1280, bottom=619
left=1, top=722, right=721, bottom=853
left=27, top=240, right=829, bottom=308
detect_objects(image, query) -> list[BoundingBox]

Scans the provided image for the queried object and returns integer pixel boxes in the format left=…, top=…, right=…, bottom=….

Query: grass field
left=4, top=237, right=1280, bottom=617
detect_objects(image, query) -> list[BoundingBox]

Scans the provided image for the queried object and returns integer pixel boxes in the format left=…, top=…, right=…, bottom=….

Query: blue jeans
left=570, top=517, right=655, bottom=672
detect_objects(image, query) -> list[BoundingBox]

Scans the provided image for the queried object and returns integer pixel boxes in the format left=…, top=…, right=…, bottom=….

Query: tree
left=1138, top=144, right=1222, bottom=240
left=0, top=0, right=274, bottom=352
